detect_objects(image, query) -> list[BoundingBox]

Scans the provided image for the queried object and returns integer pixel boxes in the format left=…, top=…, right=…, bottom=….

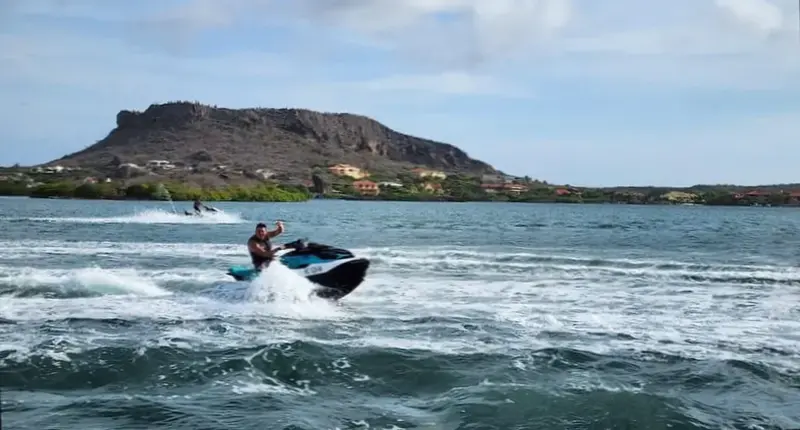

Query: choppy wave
left=1, top=208, right=246, bottom=224
left=0, top=266, right=209, bottom=298
left=2, top=337, right=798, bottom=429
left=2, top=210, right=800, bottom=428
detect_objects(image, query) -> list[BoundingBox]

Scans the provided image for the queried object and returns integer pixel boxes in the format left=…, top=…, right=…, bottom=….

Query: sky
left=1, top=0, right=799, bottom=187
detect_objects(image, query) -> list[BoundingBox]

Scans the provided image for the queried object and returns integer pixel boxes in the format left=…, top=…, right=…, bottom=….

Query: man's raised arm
left=267, top=221, right=284, bottom=239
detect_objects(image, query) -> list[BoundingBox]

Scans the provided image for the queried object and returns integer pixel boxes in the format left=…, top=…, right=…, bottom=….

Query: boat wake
left=2, top=209, right=246, bottom=224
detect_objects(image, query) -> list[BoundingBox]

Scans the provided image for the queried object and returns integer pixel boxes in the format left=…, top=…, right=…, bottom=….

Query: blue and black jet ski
left=226, top=239, right=370, bottom=300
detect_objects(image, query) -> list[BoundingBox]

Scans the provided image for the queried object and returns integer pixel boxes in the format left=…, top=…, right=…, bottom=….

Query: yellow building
left=661, top=191, right=698, bottom=203
left=328, top=164, right=368, bottom=179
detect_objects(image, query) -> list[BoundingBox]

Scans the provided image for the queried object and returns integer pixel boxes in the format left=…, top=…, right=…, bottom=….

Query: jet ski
left=226, top=238, right=369, bottom=300
left=183, top=206, right=218, bottom=216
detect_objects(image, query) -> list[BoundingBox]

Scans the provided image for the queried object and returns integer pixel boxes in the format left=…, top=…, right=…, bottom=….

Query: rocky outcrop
left=47, top=101, right=497, bottom=179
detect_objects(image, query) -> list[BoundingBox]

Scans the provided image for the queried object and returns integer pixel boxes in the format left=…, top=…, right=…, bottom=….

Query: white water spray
left=154, top=183, right=178, bottom=214
left=243, top=263, right=318, bottom=303
left=199, top=263, right=340, bottom=319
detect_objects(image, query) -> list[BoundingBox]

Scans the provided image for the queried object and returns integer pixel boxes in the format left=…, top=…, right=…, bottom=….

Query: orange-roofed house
left=352, top=180, right=379, bottom=196
left=328, top=164, right=368, bottom=179
left=423, top=182, right=444, bottom=194
left=503, top=184, right=528, bottom=195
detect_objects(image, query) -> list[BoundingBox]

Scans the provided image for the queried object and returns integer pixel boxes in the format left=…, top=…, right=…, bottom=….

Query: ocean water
left=0, top=196, right=799, bottom=430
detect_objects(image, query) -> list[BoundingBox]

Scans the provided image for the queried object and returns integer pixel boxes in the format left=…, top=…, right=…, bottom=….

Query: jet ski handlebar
left=281, top=238, right=309, bottom=250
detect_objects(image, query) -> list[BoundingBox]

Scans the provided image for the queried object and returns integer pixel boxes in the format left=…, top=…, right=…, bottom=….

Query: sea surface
left=0, top=197, right=799, bottom=430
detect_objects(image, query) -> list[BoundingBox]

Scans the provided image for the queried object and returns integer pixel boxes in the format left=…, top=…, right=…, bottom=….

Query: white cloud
left=353, top=72, right=532, bottom=98
left=715, top=0, right=785, bottom=33
left=119, top=0, right=575, bottom=67
left=8, top=0, right=799, bottom=89
left=284, top=0, right=571, bottom=37
left=3, top=0, right=800, bottom=182
left=120, top=0, right=799, bottom=88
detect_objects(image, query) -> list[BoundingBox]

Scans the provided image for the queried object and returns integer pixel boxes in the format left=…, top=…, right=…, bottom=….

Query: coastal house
left=789, top=191, right=800, bottom=205
left=146, top=160, right=175, bottom=169
left=379, top=182, right=403, bottom=189
left=423, top=182, right=443, bottom=194
left=412, top=168, right=447, bottom=180
left=731, top=190, right=768, bottom=201
left=31, top=165, right=68, bottom=174
left=661, top=191, right=698, bottom=204
left=481, top=183, right=529, bottom=195
left=481, top=184, right=501, bottom=194
left=503, top=184, right=528, bottom=195
left=555, top=188, right=571, bottom=196
left=328, top=164, right=368, bottom=179
left=255, top=168, right=274, bottom=179
left=352, top=180, right=379, bottom=196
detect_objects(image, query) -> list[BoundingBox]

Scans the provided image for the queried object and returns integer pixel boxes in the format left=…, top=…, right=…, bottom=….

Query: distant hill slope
left=47, top=101, right=498, bottom=180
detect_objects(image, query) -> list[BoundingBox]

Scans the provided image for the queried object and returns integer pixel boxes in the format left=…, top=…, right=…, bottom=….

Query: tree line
left=0, top=180, right=310, bottom=202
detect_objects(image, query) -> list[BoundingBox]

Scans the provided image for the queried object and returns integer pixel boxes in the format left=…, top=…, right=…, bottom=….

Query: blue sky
left=1, top=0, right=799, bottom=187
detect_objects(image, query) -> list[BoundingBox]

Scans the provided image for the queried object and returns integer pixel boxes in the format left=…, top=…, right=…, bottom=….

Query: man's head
left=255, top=222, right=268, bottom=239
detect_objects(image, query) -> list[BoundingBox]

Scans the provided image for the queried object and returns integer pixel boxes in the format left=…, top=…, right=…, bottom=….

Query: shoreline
left=12, top=194, right=794, bottom=208
left=1, top=176, right=797, bottom=207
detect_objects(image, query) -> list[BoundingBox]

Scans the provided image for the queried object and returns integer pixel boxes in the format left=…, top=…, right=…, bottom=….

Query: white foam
left=198, top=263, right=341, bottom=320
left=0, top=240, right=244, bottom=261
left=2, top=208, right=246, bottom=224
left=0, top=243, right=798, bottom=374
left=0, top=266, right=178, bottom=297
left=3, top=241, right=799, bottom=286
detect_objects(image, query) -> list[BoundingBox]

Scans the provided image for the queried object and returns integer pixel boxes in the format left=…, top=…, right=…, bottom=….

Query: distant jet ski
left=183, top=206, right=218, bottom=216
left=225, top=238, right=370, bottom=300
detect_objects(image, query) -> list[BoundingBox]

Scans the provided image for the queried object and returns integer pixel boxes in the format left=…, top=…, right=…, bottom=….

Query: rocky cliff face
left=50, top=101, right=497, bottom=178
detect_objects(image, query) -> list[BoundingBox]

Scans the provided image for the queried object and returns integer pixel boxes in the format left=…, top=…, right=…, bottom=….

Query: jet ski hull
left=306, top=257, right=369, bottom=300
left=227, top=255, right=369, bottom=300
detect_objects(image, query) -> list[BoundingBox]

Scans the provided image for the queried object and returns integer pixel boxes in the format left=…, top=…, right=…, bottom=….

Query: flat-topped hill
left=46, top=101, right=498, bottom=182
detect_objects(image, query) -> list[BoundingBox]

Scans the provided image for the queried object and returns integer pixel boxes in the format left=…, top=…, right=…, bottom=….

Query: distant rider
left=193, top=199, right=208, bottom=214
left=247, top=221, right=285, bottom=270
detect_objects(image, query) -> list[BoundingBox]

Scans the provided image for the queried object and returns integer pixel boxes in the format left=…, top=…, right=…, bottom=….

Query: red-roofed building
left=352, top=180, right=379, bottom=196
